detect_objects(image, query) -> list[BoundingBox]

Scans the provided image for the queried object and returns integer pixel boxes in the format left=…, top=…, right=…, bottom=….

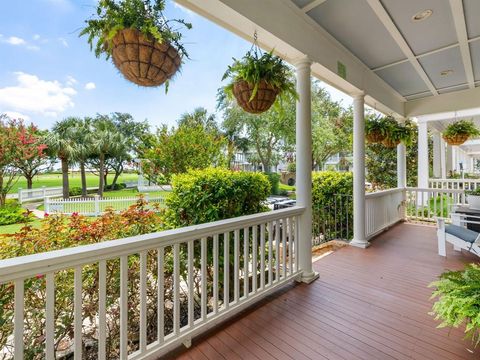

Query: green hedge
left=165, top=168, right=270, bottom=227
left=312, top=171, right=353, bottom=241
left=265, top=172, right=280, bottom=195
left=0, top=200, right=28, bottom=226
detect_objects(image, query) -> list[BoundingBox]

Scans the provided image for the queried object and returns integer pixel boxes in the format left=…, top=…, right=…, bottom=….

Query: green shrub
left=0, top=200, right=29, bottom=226
left=68, top=187, right=82, bottom=197
left=312, top=171, right=353, bottom=241
left=105, top=183, right=126, bottom=191
left=287, top=162, right=296, bottom=173
left=429, top=263, right=480, bottom=347
left=165, top=168, right=270, bottom=227
left=265, top=172, right=280, bottom=195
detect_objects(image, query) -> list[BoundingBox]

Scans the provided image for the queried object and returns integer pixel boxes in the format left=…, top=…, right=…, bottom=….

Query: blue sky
left=0, top=0, right=352, bottom=130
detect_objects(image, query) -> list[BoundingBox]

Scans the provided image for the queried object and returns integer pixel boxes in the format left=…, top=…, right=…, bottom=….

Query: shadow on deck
left=167, top=223, right=478, bottom=360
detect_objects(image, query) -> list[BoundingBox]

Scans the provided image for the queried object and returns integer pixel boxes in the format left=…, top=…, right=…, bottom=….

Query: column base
left=349, top=239, right=371, bottom=248
left=297, top=271, right=319, bottom=284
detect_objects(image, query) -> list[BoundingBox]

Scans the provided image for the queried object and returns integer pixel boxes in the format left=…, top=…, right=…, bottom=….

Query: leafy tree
left=68, top=118, right=94, bottom=197
left=89, top=118, right=125, bottom=197
left=11, top=124, right=49, bottom=190
left=311, top=86, right=352, bottom=169
left=141, top=109, right=225, bottom=182
left=46, top=117, right=79, bottom=199
left=220, top=93, right=296, bottom=172
left=0, top=116, right=47, bottom=205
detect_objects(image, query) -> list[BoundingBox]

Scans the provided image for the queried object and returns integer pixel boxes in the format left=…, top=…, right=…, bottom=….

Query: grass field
left=0, top=218, right=43, bottom=234
left=9, top=173, right=139, bottom=194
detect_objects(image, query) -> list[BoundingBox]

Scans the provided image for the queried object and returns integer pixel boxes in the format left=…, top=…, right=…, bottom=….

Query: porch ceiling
left=177, top=0, right=480, bottom=118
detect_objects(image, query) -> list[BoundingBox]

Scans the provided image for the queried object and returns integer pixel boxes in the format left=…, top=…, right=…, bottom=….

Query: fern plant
left=222, top=49, right=297, bottom=103
left=80, top=0, right=192, bottom=59
left=443, top=120, right=480, bottom=139
left=429, top=263, right=480, bottom=347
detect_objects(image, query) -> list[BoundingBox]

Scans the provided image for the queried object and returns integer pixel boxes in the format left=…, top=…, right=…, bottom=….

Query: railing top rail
left=407, top=187, right=465, bottom=193
left=429, top=178, right=480, bottom=182
left=365, top=187, right=404, bottom=199
left=0, top=206, right=304, bottom=283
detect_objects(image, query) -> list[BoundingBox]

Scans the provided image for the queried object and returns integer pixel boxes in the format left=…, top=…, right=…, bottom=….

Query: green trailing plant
left=443, top=120, right=480, bottom=140
left=365, top=115, right=391, bottom=143
left=429, top=263, right=480, bottom=347
left=385, top=119, right=415, bottom=146
left=222, top=49, right=297, bottom=104
left=80, top=0, right=191, bottom=59
left=466, top=188, right=480, bottom=196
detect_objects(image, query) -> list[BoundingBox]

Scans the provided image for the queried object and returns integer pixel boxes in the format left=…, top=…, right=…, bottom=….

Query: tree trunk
left=98, top=153, right=105, bottom=197
left=26, top=176, right=33, bottom=190
left=61, top=158, right=69, bottom=199
left=80, top=161, right=87, bottom=197
left=111, top=171, right=121, bottom=189
left=0, top=173, right=5, bottom=207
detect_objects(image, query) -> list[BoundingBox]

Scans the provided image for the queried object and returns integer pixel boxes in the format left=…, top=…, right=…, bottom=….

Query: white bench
left=436, top=213, right=480, bottom=257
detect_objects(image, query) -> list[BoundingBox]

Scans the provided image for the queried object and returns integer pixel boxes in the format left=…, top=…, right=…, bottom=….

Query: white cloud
left=5, top=36, right=26, bottom=45
left=0, top=35, right=40, bottom=50
left=33, top=34, right=41, bottom=41
left=58, top=37, right=68, bottom=47
left=66, top=75, right=77, bottom=86
left=4, top=111, right=30, bottom=121
left=0, top=72, right=77, bottom=117
left=84, top=82, right=96, bottom=90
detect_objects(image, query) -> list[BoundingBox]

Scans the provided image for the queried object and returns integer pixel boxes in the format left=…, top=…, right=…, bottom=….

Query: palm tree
left=90, top=118, right=124, bottom=197
left=46, top=117, right=79, bottom=199
left=71, top=118, right=93, bottom=197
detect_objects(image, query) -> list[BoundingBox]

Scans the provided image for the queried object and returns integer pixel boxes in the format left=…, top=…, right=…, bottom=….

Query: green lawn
left=279, top=183, right=295, bottom=191
left=0, top=218, right=43, bottom=234
left=9, top=173, right=139, bottom=194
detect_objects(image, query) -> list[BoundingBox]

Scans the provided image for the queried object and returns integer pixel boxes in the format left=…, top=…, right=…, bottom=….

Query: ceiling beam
left=301, top=0, right=326, bottom=13
left=407, top=87, right=480, bottom=116
left=176, top=0, right=406, bottom=116
left=449, top=0, right=475, bottom=89
left=366, top=0, right=438, bottom=96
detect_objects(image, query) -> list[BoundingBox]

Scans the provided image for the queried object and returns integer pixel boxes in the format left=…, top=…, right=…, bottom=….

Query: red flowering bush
left=0, top=199, right=167, bottom=359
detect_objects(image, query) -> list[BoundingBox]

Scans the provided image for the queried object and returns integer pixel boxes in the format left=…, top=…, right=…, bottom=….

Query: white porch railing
left=429, top=178, right=480, bottom=191
left=45, top=195, right=165, bottom=216
left=406, top=187, right=466, bottom=221
left=365, top=188, right=405, bottom=239
left=0, top=207, right=303, bottom=359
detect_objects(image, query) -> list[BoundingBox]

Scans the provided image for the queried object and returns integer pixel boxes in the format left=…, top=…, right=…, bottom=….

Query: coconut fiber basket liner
left=110, top=28, right=181, bottom=87
left=232, top=80, right=279, bottom=114
left=443, top=134, right=469, bottom=146
left=366, top=131, right=386, bottom=144
left=382, top=138, right=400, bottom=148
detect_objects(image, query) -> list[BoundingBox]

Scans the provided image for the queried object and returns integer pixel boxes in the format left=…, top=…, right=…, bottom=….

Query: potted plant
left=466, top=188, right=480, bottom=209
left=222, top=48, right=297, bottom=114
left=365, top=115, right=390, bottom=143
left=80, top=0, right=191, bottom=88
left=442, top=120, right=479, bottom=146
left=382, top=119, right=415, bottom=148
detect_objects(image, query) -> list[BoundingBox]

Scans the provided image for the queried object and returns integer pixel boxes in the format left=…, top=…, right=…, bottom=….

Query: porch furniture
left=452, top=205, right=480, bottom=232
left=436, top=213, right=480, bottom=257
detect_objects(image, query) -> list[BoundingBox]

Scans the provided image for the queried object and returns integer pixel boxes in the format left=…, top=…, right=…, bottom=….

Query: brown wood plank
left=163, top=223, right=479, bottom=360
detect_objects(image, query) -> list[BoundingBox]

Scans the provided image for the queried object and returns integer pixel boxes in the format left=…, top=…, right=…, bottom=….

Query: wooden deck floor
left=169, top=223, right=479, bottom=360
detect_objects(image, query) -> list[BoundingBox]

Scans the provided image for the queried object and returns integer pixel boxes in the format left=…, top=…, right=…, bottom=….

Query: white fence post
left=45, top=197, right=50, bottom=214
left=42, top=186, right=46, bottom=200
left=94, top=195, right=100, bottom=216
left=18, top=188, right=23, bottom=204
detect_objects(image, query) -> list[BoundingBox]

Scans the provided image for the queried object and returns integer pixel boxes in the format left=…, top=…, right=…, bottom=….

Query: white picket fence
left=18, top=187, right=63, bottom=203
left=429, top=178, right=480, bottom=191
left=365, top=188, right=405, bottom=239
left=45, top=195, right=165, bottom=216
left=137, top=184, right=172, bottom=192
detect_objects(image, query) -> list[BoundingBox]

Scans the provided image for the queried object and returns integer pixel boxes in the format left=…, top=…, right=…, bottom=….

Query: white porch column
left=397, top=118, right=406, bottom=188
left=446, top=144, right=453, bottom=176
left=295, top=57, right=318, bottom=283
left=350, top=92, right=369, bottom=248
left=433, top=132, right=442, bottom=178
left=440, top=137, right=447, bottom=179
left=417, top=122, right=429, bottom=189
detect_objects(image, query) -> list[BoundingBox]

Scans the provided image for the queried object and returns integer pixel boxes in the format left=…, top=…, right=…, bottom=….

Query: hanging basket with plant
left=442, top=119, right=479, bottom=146
left=382, top=118, right=415, bottom=148
left=365, top=115, right=390, bottom=143
left=222, top=35, right=297, bottom=114
left=80, top=0, right=191, bottom=88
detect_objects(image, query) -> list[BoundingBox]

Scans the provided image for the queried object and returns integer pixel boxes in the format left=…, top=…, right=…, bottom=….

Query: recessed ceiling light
left=440, top=69, right=454, bottom=76
left=412, top=9, right=433, bottom=22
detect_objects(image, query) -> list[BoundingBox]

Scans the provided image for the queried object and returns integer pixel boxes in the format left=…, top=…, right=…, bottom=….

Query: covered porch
left=175, top=223, right=478, bottom=360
